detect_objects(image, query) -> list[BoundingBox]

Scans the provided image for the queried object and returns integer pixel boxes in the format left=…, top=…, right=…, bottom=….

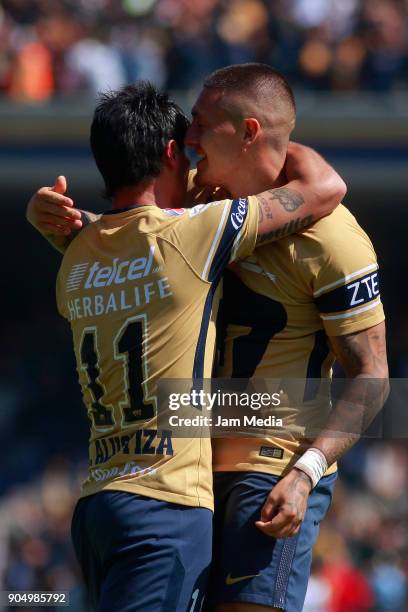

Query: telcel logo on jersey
left=66, top=247, right=157, bottom=292
left=83, top=246, right=156, bottom=291
left=231, top=198, right=248, bottom=230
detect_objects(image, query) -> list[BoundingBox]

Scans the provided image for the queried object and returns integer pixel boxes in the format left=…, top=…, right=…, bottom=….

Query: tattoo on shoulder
left=331, top=325, right=388, bottom=376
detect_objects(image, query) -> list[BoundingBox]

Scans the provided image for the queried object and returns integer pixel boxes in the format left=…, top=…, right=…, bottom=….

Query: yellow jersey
left=213, top=204, right=385, bottom=476
left=56, top=199, right=258, bottom=510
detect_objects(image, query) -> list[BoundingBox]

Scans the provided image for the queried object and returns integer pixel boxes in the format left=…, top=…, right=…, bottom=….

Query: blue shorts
left=71, top=491, right=212, bottom=612
left=206, top=471, right=336, bottom=611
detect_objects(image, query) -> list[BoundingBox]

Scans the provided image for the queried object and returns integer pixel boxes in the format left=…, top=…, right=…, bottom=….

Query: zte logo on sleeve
left=315, top=268, right=381, bottom=315
left=347, top=272, right=380, bottom=306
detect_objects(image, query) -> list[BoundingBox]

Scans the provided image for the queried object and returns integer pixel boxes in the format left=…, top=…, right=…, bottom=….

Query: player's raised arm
left=255, top=143, right=347, bottom=245
left=26, top=176, right=100, bottom=253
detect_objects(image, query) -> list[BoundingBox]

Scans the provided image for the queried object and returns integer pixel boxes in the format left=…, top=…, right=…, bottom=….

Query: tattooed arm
left=255, top=142, right=346, bottom=244
left=310, top=322, right=389, bottom=466
left=256, top=322, right=389, bottom=539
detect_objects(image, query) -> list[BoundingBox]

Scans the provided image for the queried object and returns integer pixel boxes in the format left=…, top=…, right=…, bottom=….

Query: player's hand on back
left=255, top=468, right=312, bottom=539
left=26, top=175, right=83, bottom=237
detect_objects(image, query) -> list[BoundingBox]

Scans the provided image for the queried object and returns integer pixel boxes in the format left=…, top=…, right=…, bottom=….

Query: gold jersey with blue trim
left=56, top=199, right=258, bottom=510
left=210, top=204, right=385, bottom=477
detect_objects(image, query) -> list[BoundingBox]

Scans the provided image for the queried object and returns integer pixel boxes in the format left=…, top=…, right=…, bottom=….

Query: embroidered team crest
left=163, top=208, right=186, bottom=216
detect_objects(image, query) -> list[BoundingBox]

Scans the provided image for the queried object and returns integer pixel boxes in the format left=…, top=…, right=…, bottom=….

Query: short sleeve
left=166, top=196, right=258, bottom=283
left=310, top=227, right=384, bottom=336
left=294, top=207, right=385, bottom=336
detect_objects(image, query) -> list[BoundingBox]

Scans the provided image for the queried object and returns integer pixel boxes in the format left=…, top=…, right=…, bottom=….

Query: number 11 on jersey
left=79, top=315, right=156, bottom=433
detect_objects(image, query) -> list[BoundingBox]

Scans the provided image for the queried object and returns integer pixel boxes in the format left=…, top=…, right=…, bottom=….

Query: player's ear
left=243, top=117, right=261, bottom=145
left=163, top=140, right=179, bottom=167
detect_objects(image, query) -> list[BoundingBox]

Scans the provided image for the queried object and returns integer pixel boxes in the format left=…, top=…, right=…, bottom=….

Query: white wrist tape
left=294, top=448, right=328, bottom=488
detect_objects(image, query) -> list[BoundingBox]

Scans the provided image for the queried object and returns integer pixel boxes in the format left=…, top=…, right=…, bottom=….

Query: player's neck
left=112, top=176, right=183, bottom=210
left=228, top=149, right=287, bottom=198
left=228, top=167, right=286, bottom=198
left=112, top=181, right=158, bottom=210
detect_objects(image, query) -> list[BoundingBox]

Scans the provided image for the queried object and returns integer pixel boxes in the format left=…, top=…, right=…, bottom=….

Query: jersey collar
left=103, top=204, right=154, bottom=215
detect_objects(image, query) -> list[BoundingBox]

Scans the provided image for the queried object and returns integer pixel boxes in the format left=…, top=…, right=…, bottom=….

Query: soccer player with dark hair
left=26, top=79, right=344, bottom=611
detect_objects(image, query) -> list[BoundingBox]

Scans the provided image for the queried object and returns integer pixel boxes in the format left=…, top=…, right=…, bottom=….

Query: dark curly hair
left=90, top=82, right=190, bottom=198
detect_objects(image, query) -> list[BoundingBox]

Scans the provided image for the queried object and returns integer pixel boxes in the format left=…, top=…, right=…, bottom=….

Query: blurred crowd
left=304, top=442, right=408, bottom=611
left=0, top=459, right=89, bottom=611
left=0, top=0, right=408, bottom=103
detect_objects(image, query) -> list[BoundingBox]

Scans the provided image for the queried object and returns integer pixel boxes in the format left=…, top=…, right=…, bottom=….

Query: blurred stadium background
left=1, top=0, right=408, bottom=610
